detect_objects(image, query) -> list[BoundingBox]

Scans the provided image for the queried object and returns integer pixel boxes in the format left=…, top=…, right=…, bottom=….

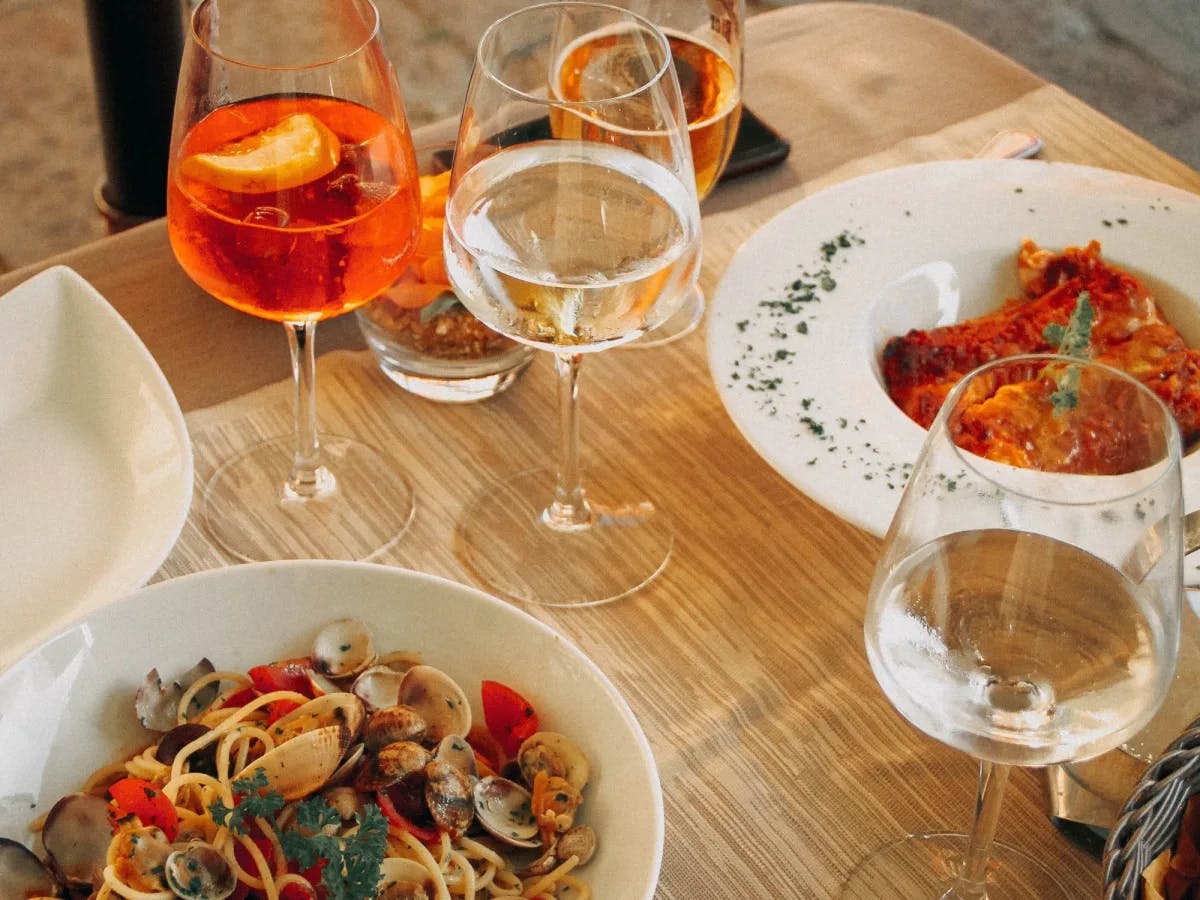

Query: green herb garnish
left=1042, top=291, right=1094, bottom=412
left=208, top=769, right=285, bottom=835
left=279, top=798, right=389, bottom=900
left=419, top=292, right=462, bottom=325
left=208, top=769, right=388, bottom=900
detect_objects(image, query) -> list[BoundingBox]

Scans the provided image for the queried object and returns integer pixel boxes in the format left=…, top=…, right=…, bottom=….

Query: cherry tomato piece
left=480, top=680, right=539, bottom=756
left=108, top=777, right=179, bottom=840
left=247, top=658, right=316, bottom=698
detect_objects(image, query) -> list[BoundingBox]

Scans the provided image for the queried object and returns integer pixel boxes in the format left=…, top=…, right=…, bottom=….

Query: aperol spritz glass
left=167, top=0, right=421, bottom=562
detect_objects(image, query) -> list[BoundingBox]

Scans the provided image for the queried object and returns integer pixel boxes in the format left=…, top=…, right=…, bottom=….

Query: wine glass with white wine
left=444, top=1, right=702, bottom=605
left=597, top=0, right=744, bottom=348
left=847, top=354, right=1185, bottom=898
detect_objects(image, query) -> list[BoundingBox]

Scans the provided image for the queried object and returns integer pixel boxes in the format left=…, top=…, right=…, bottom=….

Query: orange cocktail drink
left=168, top=95, right=419, bottom=323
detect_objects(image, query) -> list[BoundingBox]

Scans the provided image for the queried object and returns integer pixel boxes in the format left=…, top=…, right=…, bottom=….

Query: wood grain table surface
left=4, top=3, right=1200, bottom=896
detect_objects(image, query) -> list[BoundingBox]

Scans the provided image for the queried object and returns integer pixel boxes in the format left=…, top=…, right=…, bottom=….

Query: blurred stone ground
left=0, top=0, right=1196, bottom=272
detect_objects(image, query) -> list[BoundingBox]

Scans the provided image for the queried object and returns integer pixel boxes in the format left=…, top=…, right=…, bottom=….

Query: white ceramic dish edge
left=0, top=560, right=665, bottom=899
left=0, top=265, right=193, bottom=670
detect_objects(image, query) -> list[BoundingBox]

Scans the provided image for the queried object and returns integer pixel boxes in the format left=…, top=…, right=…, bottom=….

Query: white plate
left=0, top=561, right=663, bottom=899
left=0, top=266, right=192, bottom=669
left=708, top=160, right=1200, bottom=538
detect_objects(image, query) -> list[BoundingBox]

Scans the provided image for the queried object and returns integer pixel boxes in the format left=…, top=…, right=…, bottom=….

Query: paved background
left=0, top=0, right=1196, bottom=272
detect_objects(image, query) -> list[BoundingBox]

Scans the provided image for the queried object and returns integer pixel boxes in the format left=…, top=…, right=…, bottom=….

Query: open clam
left=517, top=732, right=590, bottom=793
left=312, top=618, right=376, bottom=679
left=272, top=692, right=365, bottom=742
left=165, top=841, right=237, bottom=900
left=0, top=838, right=61, bottom=899
left=234, top=724, right=347, bottom=800
left=435, top=734, right=478, bottom=779
left=473, top=776, right=540, bottom=848
left=397, top=665, right=471, bottom=743
left=352, top=664, right=405, bottom=711
left=109, top=826, right=173, bottom=892
left=424, top=758, right=474, bottom=838
left=355, top=740, right=430, bottom=792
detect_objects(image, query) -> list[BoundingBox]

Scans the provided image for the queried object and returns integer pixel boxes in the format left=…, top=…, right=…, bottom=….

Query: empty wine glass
left=166, top=0, right=421, bottom=562
left=444, top=2, right=702, bottom=605
left=847, top=354, right=1185, bottom=898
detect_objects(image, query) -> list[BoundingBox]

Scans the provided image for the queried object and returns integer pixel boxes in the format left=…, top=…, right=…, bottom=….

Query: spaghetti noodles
left=24, top=618, right=598, bottom=899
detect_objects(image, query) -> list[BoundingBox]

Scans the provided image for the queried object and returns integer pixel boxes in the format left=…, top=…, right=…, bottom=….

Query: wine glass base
left=840, top=833, right=1071, bottom=899
left=201, top=434, right=415, bottom=563
left=622, top=284, right=705, bottom=349
left=455, top=467, right=672, bottom=606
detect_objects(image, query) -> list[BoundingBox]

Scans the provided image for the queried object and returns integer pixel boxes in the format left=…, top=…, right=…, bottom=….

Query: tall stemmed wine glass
left=167, top=0, right=421, bottom=562
left=847, top=354, right=1184, bottom=898
left=445, top=2, right=702, bottom=605
left=611, top=0, right=743, bottom=348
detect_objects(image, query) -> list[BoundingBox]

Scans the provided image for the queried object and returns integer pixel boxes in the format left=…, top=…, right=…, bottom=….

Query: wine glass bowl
left=445, top=1, right=702, bottom=605
left=166, top=0, right=421, bottom=561
left=850, top=354, right=1185, bottom=898
left=607, top=0, right=744, bottom=348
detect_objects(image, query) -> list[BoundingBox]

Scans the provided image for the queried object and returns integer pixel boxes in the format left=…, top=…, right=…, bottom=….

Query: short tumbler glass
left=356, top=143, right=534, bottom=402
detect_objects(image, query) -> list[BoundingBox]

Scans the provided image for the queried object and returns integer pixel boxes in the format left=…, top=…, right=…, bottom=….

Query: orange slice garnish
left=180, top=113, right=341, bottom=193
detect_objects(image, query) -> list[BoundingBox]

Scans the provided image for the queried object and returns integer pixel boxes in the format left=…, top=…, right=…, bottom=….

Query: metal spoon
left=974, top=128, right=1044, bottom=160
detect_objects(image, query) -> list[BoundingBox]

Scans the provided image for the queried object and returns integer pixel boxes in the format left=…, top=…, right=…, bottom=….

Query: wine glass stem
left=944, top=761, right=1012, bottom=900
left=545, top=351, right=594, bottom=531
left=284, top=319, right=329, bottom=499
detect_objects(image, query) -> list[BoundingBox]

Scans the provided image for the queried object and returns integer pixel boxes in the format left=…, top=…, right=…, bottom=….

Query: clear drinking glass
left=847, top=354, right=1185, bottom=898
left=166, top=0, right=421, bottom=562
left=355, top=142, right=535, bottom=403
left=613, top=0, right=744, bottom=348
left=444, top=1, right=702, bottom=605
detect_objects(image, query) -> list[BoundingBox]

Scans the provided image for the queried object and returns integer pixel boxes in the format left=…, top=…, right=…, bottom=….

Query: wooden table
left=5, top=4, right=1200, bottom=896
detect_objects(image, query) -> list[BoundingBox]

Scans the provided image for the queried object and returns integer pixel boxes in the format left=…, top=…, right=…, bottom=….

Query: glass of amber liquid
left=561, top=0, right=742, bottom=348
left=166, top=0, right=421, bottom=562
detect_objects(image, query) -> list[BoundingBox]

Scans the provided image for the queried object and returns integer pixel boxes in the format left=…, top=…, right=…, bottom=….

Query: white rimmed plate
left=708, top=160, right=1200, bottom=542
left=0, top=560, right=664, bottom=899
left=0, top=266, right=192, bottom=670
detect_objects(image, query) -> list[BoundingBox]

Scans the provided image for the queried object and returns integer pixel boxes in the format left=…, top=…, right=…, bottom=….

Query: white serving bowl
left=0, top=560, right=663, bottom=898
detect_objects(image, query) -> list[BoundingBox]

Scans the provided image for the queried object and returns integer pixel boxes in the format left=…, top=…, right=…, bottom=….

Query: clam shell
left=397, top=665, right=471, bottom=743
left=312, top=618, right=376, bottom=679
left=0, top=837, right=61, bottom=898
left=234, top=725, right=347, bottom=800
left=272, top=692, right=365, bottom=742
left=363, top=705, right=426, bottom=750
left=435, top=734, right=478, bottom=779
left=352, top=664, right=405, bottom=711
left=518, top=731, right=590, bottom=793
left=473, top=776, right=540, bottom=848
left=165, top=841, right=236, bottom=900
left=425, top=758, right=474, bottom=837
left=41, top=793, right=111, bottom=886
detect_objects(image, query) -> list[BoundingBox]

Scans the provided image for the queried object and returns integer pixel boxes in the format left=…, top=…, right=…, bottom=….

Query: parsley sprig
left=208, top=769, right=285, bottom=834
left=1042, top=291, right=1094, bottom=413
left=208, top=769, right=388, bottom=900
left=281, top=798, right=388, bottom=900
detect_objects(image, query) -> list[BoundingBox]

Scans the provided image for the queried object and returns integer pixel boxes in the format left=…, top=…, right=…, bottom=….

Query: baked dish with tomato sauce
left=881, top=240, right=1200, bottom=469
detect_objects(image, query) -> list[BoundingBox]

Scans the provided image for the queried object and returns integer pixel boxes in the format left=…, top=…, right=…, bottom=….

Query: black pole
left=84, top=0, right=185, bottom=225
